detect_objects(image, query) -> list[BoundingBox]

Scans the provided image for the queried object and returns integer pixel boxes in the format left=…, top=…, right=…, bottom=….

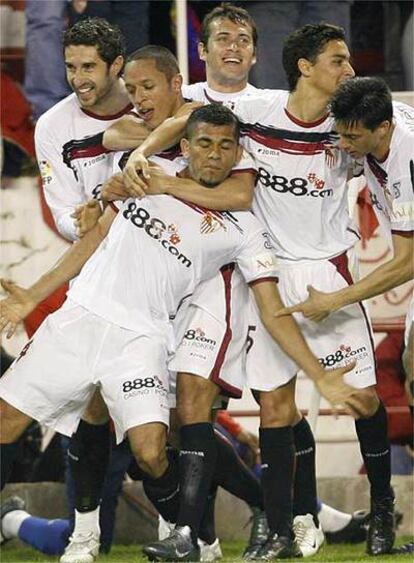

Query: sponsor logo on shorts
left=122, top=375, right=167, bottom=400
left=318, top=344, right=368, bottom=368
left=182, top=328, right=217, bottom=351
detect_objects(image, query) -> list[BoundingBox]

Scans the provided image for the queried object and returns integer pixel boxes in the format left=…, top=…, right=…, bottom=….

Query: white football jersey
left=364, top=102, right=414, bottom=248
left=35, top=92, right=132, bottom=241
left=229, top=91, right=360, bottom=261
left=182, top=81, right=267, bottom=105
left=67, top=183, right=278, bottom=351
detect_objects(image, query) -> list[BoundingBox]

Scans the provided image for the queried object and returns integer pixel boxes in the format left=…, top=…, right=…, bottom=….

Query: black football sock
left=214, top=431, right=263, bottom=509
left=293, top=417, right=319, bottom=525
left=0, top=442, right=19, bottom=490
left=198, top=485, right=218, bottom=545
left=355, top=401, right=393, bottom=501
left=68, top=420, right=110, bottom=512
left=143, top=447, right=180, bottom=523
left=260, top=426, right=295, bottom=538
left=177, top=423, right=218, bottom=543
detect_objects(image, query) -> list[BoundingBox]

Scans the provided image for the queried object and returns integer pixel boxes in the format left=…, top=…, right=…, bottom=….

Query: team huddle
left=0, top=5, right=413, bottom=563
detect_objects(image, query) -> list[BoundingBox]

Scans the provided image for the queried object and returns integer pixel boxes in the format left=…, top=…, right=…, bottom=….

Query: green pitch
left=1, top=539, right=413, bottom=563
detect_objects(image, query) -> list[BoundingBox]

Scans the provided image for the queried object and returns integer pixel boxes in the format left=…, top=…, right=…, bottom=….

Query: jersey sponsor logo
left=122, top=202, right=191, bottom=267
left=318, top=344, right=368, bottom=368
left=200, top=211, right=227, bottom=234
left=258, top=167, right=333, bottom=198
left=39, top=160, right=53, bottom=186
left=122, top=375, right=167, bottom=400
left=182, top=328, right=217, bottom=351
left=62, top=132, right=109, bottom=180
left=257, top=147, right=279, bottom=157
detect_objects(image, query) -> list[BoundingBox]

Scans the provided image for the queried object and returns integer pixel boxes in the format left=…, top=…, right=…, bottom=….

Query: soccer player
left=0, top=105, right=356, bottom=563
left=121, top=24, right=396, bottom=560
left=276, top=77, right=413, bottom=323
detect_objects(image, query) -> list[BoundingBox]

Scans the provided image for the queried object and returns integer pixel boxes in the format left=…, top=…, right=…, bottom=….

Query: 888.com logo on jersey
left=258, top=167, right=333, bottom=198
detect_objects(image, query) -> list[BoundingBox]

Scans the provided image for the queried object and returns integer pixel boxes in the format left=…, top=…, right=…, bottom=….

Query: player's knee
left=82, top=391, right=109, bottom=425
left=133, top=443, right=166, bottom=478
left=0, top=399, right=32, bottom=442
left=259, top=386, right=297, bottom=427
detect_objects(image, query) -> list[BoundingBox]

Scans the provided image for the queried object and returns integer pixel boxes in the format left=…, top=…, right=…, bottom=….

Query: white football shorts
left=0, top=300, right=170, bottom=443
left=246, top=252, right=377, bottom=391
left=170, top=264, right=250, bottom=398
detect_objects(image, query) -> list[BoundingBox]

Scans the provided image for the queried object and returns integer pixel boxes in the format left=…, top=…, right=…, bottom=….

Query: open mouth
left=76, top=85, right=94, bottom=98
left=222, top=57, right=241, bottom=66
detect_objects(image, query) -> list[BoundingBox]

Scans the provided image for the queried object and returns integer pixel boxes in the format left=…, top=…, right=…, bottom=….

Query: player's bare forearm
left=330, top=233, right=414, bottom=311
left=103, top=115, right=150, bottom=150
left=252, top=281, right=324, bottom=382
left=29, top=207, right=115, bottom=305
left=165, top=173, right=254, bottom=211
left=136, top=115, right=189, bottom=158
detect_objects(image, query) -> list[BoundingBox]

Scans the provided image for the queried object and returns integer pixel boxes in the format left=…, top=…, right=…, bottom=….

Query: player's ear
left=180, top=137, right=190, bottom=158
left=297, top=57, right=312, bottom=78
left=110, top=55, right=124, bottom=78
left=235, top=144, right=243, bottom=165
left=171, top=73, right=183, bottom=93
left=198, top=41, right=207, bottom=62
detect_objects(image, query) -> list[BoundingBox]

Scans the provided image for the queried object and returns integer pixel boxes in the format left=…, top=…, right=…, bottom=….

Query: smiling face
left=64, top=45, right=123, bottom=110
left=181, top=122, right=242, bottom=187
left=199, top=17, right=256, bottom=91
left=124, top=59, right=182, bottom=130
left=304, top=39, right=355, bottom=97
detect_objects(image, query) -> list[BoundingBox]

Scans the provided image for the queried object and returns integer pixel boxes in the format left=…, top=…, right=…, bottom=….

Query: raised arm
left=276, top=232, right=414, bottom=322
left=0, top=206, right=116, bottom=338
left=102, top=114, right=152, bottom=151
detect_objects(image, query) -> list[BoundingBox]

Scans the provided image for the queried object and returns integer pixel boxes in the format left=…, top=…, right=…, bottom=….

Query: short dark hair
left=283, top=23, right=346, bottom=91
left=126, top=45, right=180, bottom=82
left=200, top=3, right=258, bottom=48
left=331, top=77, right=393, bottom=131
left=185, top=104, right=240, bottom=142
left=63, top=17, right=126, bottom=73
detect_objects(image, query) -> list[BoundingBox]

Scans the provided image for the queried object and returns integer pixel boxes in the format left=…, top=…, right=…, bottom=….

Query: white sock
left=72, top=507, right=100, bottom=537
left=318, top=503, right=352, bottom=533
left=2, top=510, right=30, bottom=539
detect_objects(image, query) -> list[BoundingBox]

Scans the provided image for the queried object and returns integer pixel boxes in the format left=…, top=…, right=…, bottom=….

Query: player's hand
left=123, top=151, right=150, bottom=198
left=0, top=280, right=36, bottom=338
left=274, top=285, right=336, bottom=322
left=72, top=200, right=102, bottom=238
left=315, top=361, right=358, bottom=415
left=144, top=166, right=170, bottom=195
left=173, top=101, right=203, bottom=118
left=101, top=172, right=129, bottom=202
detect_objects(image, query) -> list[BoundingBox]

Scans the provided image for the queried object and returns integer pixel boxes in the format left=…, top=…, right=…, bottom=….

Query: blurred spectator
left=243, top=1, right=353, bottom=89
left=68, top=0, right=149, bottom=56
left=24, top=0, right=71, bottom=121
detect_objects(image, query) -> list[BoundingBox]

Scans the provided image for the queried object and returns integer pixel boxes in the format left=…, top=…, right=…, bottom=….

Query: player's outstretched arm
left=0, top=207, right=116, bottom=338
left=275, top=232, right=414, bottom=322
left=251, top=280, right=357, bottom=409
left=103, top=114, right=151, bottom=151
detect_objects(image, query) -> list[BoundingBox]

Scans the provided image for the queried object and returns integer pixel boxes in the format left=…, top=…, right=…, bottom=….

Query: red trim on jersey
left=81, top=103, right=133, bottom=121
left=210, top=264, right=243, bottom=399
left=284, top=108, right=330, bottom=128
left=108, top=201, right=120, bottom=213
left=329, top=252, right=377, bottom=367
left=391, top=230, right=414, bottom=237
left=249, top=276, right=279, bottom=287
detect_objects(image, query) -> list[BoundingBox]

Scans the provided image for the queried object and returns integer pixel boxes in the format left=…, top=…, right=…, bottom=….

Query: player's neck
left=88, top=79, right=130, bottom=117
left=206, top=71, right=248, bottom=94
left=287, top=87, right=330, bottom=124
